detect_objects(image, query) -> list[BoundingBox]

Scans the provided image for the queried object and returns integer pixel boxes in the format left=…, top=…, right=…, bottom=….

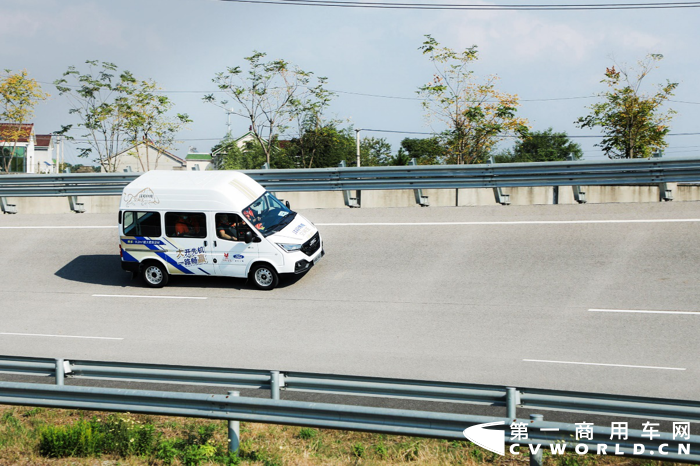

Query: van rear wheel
left=250, top=263, right=278, bottom=290
left=142, top=262, right=169, bottom=288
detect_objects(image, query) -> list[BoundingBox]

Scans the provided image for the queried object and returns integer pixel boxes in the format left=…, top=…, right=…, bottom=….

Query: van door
left=161, top=212, right=215, bottom=276
left=211, top=213, right=258, bottom=277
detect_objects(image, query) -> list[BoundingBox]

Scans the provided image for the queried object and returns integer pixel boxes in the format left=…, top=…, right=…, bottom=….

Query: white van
left=118, top=171, right=324, bottom=290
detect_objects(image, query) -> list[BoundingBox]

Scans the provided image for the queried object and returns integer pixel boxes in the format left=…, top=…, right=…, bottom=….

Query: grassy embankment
left=0, top=405, right=686, bottom=465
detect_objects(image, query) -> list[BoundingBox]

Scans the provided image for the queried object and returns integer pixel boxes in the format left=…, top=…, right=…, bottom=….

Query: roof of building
left=186, top=153, right=212, bottom=161
left=117, top=142, right=186, bottom=164
left=235, top=131, right=255, bottom=142
left=0, top=123, right=34, bottom=143
left=35, top=134, right=53, bottom=148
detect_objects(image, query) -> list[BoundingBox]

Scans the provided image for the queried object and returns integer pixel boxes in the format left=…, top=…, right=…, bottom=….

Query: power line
left=38, top=80, right=700, bottom=105
left=220, top=0, right=700, bottom=10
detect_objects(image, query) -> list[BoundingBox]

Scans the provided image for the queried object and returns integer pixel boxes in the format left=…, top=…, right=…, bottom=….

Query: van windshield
left=242, top=192, right=296, bottom=237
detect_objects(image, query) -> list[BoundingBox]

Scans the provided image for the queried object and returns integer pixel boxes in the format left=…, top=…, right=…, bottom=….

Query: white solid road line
left=317, top=219, right=700, bottom=226
left=523, top=359, right=685, bottom=371
left=93, top=294, right=207, bottom=300
left=589, top=308, right=700, bottom=316
left=0, top=332, right=123, bottom=340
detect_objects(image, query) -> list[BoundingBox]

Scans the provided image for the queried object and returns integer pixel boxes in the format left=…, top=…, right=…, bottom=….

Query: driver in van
left=217, top=214, right=240, bottom=241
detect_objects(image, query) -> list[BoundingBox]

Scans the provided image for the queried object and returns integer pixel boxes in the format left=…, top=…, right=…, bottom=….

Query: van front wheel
left=250, top=263, right=278, bottom=290
left=142, top=262, right=169, bottom=288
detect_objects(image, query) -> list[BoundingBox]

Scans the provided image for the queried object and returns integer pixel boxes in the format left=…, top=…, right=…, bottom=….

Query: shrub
left=38, top=421, right=101, bottom=458
left=352, top=442, right=365, bottom=458
left=298, top=427, right=318, bottom=440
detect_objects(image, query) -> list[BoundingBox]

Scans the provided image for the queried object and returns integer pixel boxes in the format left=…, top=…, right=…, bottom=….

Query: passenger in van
left=217, top=214, right=240, bottom=241
left=187, top=216, right=201, bottom=235
left=174, top=214, right=202, bottom=237
left=175, top=216, right=189, bottom=236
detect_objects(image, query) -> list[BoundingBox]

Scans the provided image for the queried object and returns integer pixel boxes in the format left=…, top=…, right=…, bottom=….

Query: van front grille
left=301, top=232, right=321, bottom=256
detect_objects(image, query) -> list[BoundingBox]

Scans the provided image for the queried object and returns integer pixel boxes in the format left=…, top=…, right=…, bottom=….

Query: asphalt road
left=1, top=202, right=699, bottom=401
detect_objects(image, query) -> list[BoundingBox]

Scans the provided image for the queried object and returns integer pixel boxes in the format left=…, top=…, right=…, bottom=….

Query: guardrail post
left=68, top=196, right=85, bottom=213
left=55, top=358, right=65, bottom=386
left=408, top=159, right=429, bottom=207
left=506, top=387, right=519, bottom=419
left=270, top=371, right=284, bottom=400
left=227, top=391, right=240, bottom=453
left=488, top=157, right=510, bottom=205
left=659, top=182, right=674, bottom=201
left=0, top=197, right=17, bottom=214
left=566, top=155, right=587, bottom=203
left=338, top=161, right=360, bottom=208
left=529, top=414, right=544, bottom=466
left=653, top=151, right=674, bottom=201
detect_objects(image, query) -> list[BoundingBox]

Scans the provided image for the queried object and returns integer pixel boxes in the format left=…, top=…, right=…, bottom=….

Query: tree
left=360, top=136, right=392, bottom=166
left=211, top=136, right=294, bottom=170
left=205, top=52, right=330, bottom=167
left=0, top=69, right=49, bottom=173
left=399, top=137, right=445, bottom=165
left=388, top=148, right=411, bottom=166
left=418, top=35, right=528, bottom=165
left=289, top=77, right=338, bottom=168
left=494, top=128, right=583, bottom=163
left=576, top=54, right=678, bottom=159
left=54, top=61, right=135, bottom=172
left=285, top=124, right=356, bottom=168
left=123, top=79, right=191, bottom=171
left=55, top=61, right=187, bottom=172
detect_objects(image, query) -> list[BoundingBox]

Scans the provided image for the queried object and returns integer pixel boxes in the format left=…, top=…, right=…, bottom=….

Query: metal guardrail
left=1, top=380, right=699, bottom=463
left=1, top=157, right=700, bottom=197
left=2, top=356, right=700, bottom=423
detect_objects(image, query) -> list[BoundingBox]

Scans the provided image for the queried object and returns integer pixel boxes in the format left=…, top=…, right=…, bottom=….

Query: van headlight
left=276, top=243, right=302, bottom=252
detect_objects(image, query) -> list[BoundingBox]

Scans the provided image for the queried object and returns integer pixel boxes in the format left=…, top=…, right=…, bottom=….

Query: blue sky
left=2, top=0, right=699, bottom=164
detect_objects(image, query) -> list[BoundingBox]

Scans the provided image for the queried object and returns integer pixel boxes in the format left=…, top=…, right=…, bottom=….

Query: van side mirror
left=285, top=200, right=291, bottom=209
left=244, top=231, right=261, bottom=243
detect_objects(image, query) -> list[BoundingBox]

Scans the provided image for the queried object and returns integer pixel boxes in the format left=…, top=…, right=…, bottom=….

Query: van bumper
left=294, top=249, right=324, bottom=274
left=121, top=260, right=140, bottom=274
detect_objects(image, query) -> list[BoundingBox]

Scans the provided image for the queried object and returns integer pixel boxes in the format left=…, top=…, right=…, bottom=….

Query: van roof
left=120, top=170, right=266, bottom=212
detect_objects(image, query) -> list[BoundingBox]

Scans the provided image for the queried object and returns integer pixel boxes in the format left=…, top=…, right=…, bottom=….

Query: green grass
left=0, top=404, right=689, bottom=465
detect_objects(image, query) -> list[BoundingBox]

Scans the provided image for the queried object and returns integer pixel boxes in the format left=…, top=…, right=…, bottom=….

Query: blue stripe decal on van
left=198, top=268, right=210, bottom=275
left=156, top=252, right=194, bottom=275
left=121, top=250, right=138, bottom=262
left=162, top=238, right=178, bottom=249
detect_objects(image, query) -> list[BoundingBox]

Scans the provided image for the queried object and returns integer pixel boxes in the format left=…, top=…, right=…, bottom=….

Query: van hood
left=270, top=216, right=316, bottom=243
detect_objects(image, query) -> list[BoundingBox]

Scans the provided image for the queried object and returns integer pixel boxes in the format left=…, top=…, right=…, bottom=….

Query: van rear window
left=123, top=211, right=161, bottom=237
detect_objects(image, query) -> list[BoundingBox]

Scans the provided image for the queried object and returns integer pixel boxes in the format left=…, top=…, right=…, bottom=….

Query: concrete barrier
left=2, top=184, right=699, bottom=214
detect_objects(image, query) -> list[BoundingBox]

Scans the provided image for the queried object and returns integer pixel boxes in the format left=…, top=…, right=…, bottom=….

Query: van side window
left=165, top=212, right=207, bottom=239
left=122, top=211, right=161, bottom=237
left=215, top=213, right=251, bottom=242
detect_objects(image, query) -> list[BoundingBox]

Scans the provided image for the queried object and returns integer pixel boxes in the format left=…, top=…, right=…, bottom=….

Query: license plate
left=313, top=250, right=324, bottom=265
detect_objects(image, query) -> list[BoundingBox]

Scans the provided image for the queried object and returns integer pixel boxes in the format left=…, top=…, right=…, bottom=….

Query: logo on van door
left=123, top=187, right=160, bottom=207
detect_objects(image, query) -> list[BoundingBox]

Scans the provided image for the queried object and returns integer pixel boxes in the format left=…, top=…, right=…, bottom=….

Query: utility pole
left=226, top=108, right=233, bottom=136
left=355, top=129, right=361, bottom=167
